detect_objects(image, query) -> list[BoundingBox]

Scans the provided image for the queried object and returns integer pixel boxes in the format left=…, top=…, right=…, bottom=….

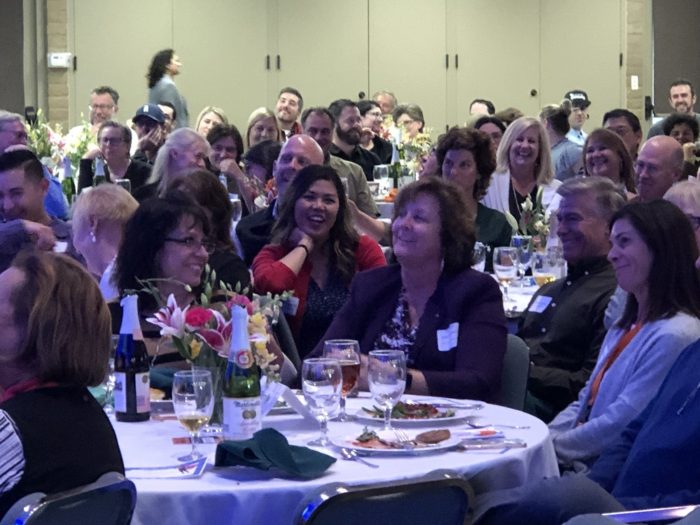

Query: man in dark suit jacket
left=235, top=134, right=324, bottom=266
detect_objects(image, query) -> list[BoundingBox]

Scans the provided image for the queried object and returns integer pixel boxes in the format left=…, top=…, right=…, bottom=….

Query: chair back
left=500, top=334, right=531, bottom=410
left=296, top=469, right=473, bottom=525
left=5, top=472, right=136, bottom=525
left=273, top=313, right=301, bottom=373
left=601, top=504, right=700, bottom=523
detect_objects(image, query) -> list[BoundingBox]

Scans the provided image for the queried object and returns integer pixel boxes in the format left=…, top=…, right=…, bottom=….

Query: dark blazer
left=78, top=158, right=152, bottom=193
left=235, top=203, right=276, bottom=266
left=316, top=265, right=507, bottom=401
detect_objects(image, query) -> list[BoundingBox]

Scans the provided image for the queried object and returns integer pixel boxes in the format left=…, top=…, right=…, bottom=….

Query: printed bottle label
left=223, top=396, right=262, bottom=440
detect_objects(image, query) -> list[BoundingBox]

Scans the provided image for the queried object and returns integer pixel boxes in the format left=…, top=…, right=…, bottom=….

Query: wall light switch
left=47, top=52, right=73, bottom=69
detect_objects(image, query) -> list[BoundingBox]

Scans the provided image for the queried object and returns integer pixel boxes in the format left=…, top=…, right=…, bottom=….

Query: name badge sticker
left=437, top=322, right=459, bottom=352
left=282, top=296, right=300, bottom=316
left=528, top=295, right=552, bottom=314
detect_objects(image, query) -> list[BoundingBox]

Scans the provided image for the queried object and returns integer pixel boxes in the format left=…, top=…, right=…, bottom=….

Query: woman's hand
left=289, top=227, right=314, bottom=252
left=360, top=127, right=374, bottom=147
left=82, top=146, right=101, bottom=160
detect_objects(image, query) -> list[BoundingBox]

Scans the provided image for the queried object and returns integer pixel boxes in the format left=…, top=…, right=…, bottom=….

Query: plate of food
left=332, top=428, right=461, bottom=455
left=355, top=400, right=469, bottom=425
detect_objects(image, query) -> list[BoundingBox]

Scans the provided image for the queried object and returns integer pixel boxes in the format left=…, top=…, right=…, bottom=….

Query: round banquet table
left=113, top=393, right=558, bottom=525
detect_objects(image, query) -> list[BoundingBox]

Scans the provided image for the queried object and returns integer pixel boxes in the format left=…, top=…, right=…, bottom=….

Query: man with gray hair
left=518, top=176, right=626, bottom=422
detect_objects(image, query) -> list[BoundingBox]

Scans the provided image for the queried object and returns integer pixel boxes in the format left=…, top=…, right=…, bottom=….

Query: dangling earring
left=90, top=231, right=97, bottom=243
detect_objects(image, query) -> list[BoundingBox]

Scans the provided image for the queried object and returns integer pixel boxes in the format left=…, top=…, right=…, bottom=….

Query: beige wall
left=42, top=0, right=653, bottom=133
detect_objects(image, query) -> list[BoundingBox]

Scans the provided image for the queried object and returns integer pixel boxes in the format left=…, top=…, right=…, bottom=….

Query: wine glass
left=229, top=194, right=243, bottom=222
left=532, top=252, right=557, bottom=287
left=472, top=241, right=488, bottom=272
left=372, top=164, right=390, bottom=194
left=511, top=235, right=533, bottom=286
left=323, top=339, right=360, bottom=421
left=172, top=370, right=214, bottom=462
left=493, top=246, right=518, bottom=303
left=103, top=334, right=119, bottom=415
left=368, top=350, right=406, bottom=431
left=301, top=358, right=342, bottom=447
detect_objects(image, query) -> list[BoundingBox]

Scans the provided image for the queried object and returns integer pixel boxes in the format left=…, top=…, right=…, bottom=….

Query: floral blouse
left=372, top=288, right=417, bottom=367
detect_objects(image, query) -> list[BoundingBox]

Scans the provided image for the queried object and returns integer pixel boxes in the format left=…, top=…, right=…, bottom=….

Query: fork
left=393, top=429, right=416, bottom=450
left=465, top=421, right=530, bottom=430
left=339, top=448, right=379, bottom=468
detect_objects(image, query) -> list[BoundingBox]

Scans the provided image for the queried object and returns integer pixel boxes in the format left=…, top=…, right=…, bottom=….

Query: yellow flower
left=190, top=339, right=202, bottom=360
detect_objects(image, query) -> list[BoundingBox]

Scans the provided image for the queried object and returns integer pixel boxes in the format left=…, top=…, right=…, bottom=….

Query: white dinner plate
left=331, top=431, right=462, bottom=455
left=355, top=399, right=473, bottom=426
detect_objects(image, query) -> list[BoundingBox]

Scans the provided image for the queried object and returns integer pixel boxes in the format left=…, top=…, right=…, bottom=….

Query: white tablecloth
left=114, top=394, right=558, bottom=525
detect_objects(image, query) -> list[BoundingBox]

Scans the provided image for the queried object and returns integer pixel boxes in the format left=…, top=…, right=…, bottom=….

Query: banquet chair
left=500, top=335, right=531, bottom=410
left=273, top=313, right=301, bottom=373
left=0, top=472, right=137, bottom=525
left=295, top=469, right=474, bottom=525
left=601, top=505, right=700, bottom=524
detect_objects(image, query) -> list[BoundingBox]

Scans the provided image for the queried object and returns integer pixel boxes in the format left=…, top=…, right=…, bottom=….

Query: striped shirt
left=0, top=410, right=24, bottom=494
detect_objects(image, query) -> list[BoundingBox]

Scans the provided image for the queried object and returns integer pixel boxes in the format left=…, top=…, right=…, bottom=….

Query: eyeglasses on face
left=89, top=104, right=114, bottom=111
left=164, top=237, right=215, bottom=254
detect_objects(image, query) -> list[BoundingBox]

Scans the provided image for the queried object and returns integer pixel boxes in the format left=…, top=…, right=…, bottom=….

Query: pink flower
left=185, top=306, right=213, bottom=328
left=226, top=294, right=253, bottom=315
left=196, top=329, right=227, bottom=352
left=146, top=294, right=189, bottom=338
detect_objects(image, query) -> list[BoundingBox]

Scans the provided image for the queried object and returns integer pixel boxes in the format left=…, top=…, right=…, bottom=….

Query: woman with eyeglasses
left=78, top=121, right=152, bottom=193
left=113, top=192, right=213, bottom=362
left=164, top=169, right=250, bottom=293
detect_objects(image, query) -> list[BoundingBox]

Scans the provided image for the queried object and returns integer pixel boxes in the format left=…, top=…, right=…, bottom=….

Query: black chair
left=295, top=469, right=474, bottom=525
left=500, top=334, right=531, bottom=410
left=273, top=313, right=301, bottom=373
left=1, top=472, right=137, bottom=525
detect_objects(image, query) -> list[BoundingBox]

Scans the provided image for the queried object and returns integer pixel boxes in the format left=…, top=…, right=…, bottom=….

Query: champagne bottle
left=114, top=294, right=150, bottom=422
left=93, top=157, right=107, bottom=186
left=222, top=305, right=261, bottom=440
left=390, top=142, right=401, bottom=189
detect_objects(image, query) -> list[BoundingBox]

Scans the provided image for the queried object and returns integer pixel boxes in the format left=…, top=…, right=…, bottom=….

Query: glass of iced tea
left=323, top=339, right=360, bottom=421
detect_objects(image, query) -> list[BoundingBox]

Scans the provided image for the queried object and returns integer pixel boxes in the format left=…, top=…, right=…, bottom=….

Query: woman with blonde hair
left=0, top=252, right=124, bottom=515
left=195, top=106, right=228, bottom=138
left=245, top=107, right=282, bottom=150
left=482, top=116, right=561, bottom=221
left=71, top=184, right=138, bottom=300
left=134, top=128, right=209, bottom=201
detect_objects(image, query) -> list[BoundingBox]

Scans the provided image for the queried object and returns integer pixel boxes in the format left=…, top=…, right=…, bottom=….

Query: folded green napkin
left=215, top=428, right=336, bottom=478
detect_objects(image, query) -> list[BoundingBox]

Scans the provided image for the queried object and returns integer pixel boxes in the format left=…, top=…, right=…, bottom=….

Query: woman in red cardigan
left=252, top=165, right=386, bottom=358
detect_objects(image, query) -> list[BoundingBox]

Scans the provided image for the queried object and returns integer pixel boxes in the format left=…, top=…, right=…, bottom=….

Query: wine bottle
left=222, top=305, right=261, bottom=440
left=390, top=142, right=401, bottom=189
left=114, top=294, right=150, bottom=422
left=93, top=157, right=107, bottom=186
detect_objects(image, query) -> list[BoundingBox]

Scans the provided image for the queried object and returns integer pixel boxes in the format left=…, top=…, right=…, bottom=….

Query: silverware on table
left=404, top=401, right=484, bottom=410
left=459, top=439, right=526, bottom=451
left=339, top=448, right=379, bottom=468
left=393, top=429, right=416, bottom=450
left=464, top=421, right=530, bottom=430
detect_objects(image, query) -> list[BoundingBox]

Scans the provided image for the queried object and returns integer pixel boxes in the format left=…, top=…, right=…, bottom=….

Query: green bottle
left=60, top=157, right=75, bottom=203
left=93, top=157, right=107, bottom=186
left=222, top=305, right=261, bottom=440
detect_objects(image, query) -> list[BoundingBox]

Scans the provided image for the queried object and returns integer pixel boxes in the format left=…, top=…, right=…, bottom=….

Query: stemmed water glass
left=302, top=358, right=342, bottom=446
left=323, top=339, right=360, bottom=421
left=510, top=235, right=533, bottom=286
left=172, top=370, right=214, bottom=462
left=368, top=350, right=407, bottom=431
left=472, top=241, right=488, bottom=272
left=493, top=246, right=518, bottom=303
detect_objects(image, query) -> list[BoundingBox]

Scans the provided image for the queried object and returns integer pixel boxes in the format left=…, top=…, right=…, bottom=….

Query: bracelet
left=296, top=244, right=310, bottom=256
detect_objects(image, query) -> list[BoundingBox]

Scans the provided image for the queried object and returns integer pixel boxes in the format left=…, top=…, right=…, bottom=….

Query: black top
left=371, top=136, right=394, bottom=164
left=235, top=203, right=276, bottom=266
left=78, top=158, right=151, bottom=193
left=328, top=144, right=381, bottom=181
left=476, top=203, right=513, bottom=272
left=209, top=247, right=251, bottom=292
left=518, top=256, right=617, bottom=413
left=0, top=386, right=125, bottom=516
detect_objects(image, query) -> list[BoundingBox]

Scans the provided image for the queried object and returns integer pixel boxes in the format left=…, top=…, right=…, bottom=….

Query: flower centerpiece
left=396, top=126, right=433, bottom=177
left=25, top=109, right=64, bottom=170
left=142, top=267, right=292, bottom=422
left=504, top=186, right=551, bottom=249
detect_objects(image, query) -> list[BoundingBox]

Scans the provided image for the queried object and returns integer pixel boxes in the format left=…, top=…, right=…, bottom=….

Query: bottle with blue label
left=114, top=294, right=150, bottom=422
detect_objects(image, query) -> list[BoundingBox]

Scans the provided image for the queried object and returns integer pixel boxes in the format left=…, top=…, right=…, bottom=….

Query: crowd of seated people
left=5, top=70, right=700, bottom=524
